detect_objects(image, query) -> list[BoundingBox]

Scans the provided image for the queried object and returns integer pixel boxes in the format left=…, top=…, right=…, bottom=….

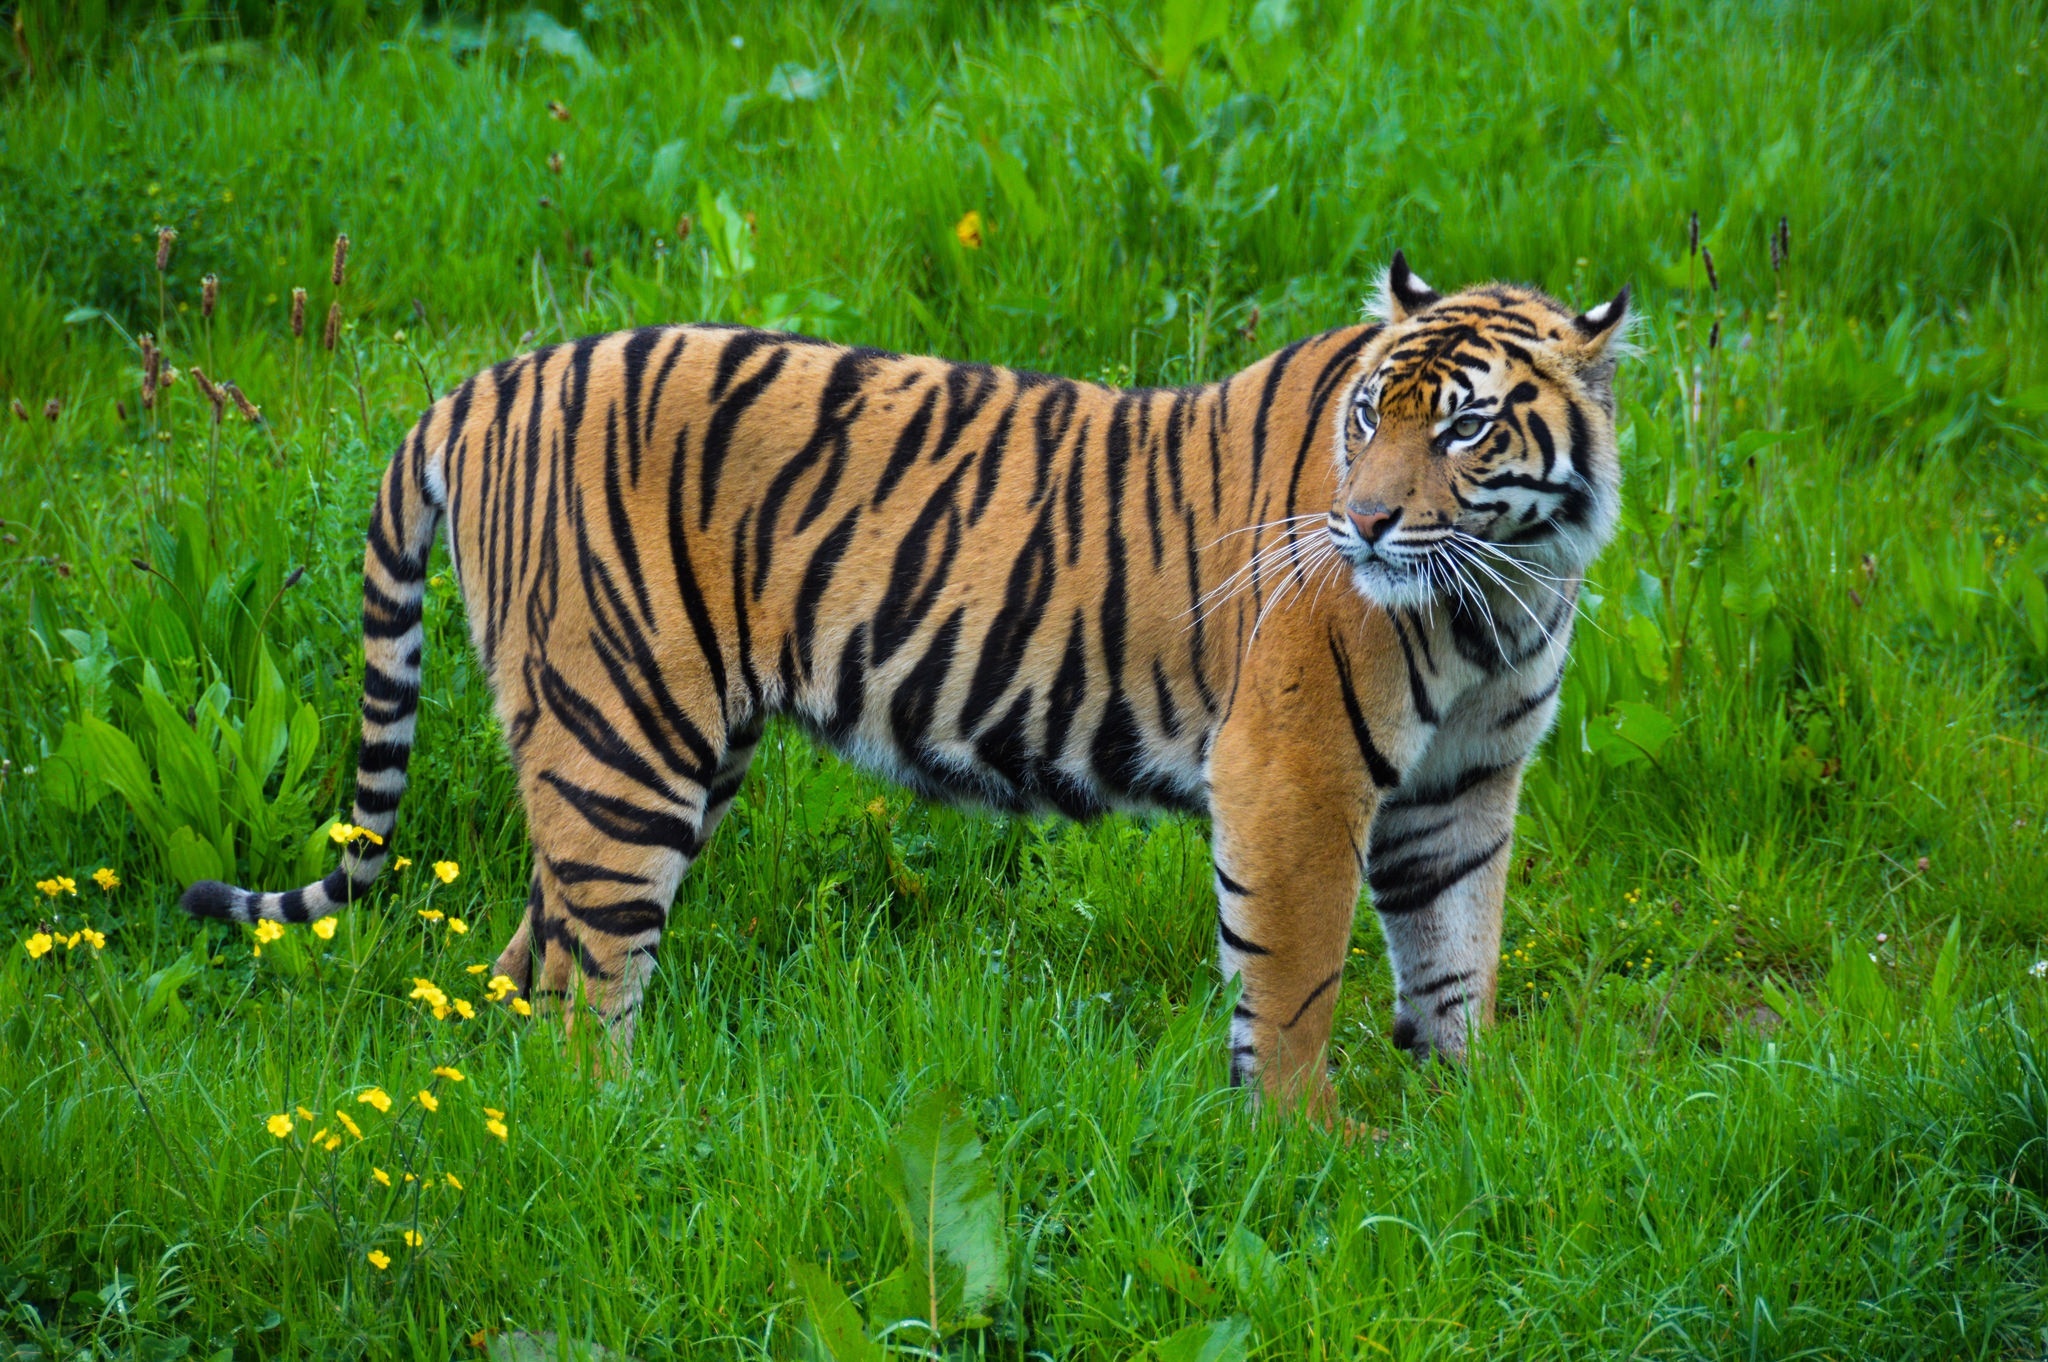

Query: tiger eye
left=1354, top=402, right=1378, bottom=435
left=1451, top=413, right=1486, bottom=440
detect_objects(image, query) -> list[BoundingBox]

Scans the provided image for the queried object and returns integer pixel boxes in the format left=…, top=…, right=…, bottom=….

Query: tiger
left=181, top=253, right=1631, bottom=1117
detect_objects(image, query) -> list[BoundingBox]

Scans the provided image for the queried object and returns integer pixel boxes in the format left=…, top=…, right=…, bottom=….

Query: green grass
left=3, top=2, right=2047, bottom=1357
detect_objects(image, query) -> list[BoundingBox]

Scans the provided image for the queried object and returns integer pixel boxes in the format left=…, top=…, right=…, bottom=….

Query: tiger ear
left=1372, top=250, right=1442, bottom=324
left=1566, top=284, right=1634, bottom=415
left=1569, top=284, right=1632, bottom=350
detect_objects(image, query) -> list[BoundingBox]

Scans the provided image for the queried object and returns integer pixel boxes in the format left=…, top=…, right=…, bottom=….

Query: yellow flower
left=954, top=209, right=985, bottom=249
left=419, top=909, right=445, bottom=923
left=467, top=963, right=489, bottom=975
left=329, top=822, right=385, bottom=846
left=409, top=978, right=449, bottom=1008
left=485, top=974, right=518, bottom=1002
left=254, top=920, right=285, bottom=945
left=24, top=933, right=53, bottom=959
left=335, top=1110, right=363, bottom=1139
left=322, top=1134, right=342, bottom=1152
left=483, top=1106, right=505, bottom=1120
left=296, top=1105, right=315, bottom=1121
left=404, top=1172, right=417, bottom=1183
left=403, top=1230, right=423, bottom=1248
left=372, top=1167, right=392, bottom=1186
left=35, top=876, right=78, bottom=897
left=511, top=998, right=533, bottom=1017
left=312, top=917, right=338, bottom=940
left=92, top=868, right=120, bottom=891
left=448, top=918, right=468, bottom=934
left=311, top=1127, right=329, bottom=1144
left=80, top=928, right=106, bottom=951
left=393, top=856, right=413, bottom=871
left=432, top=1003, right=452, bottom=1021
left=485, top=1118, right=508, bottom=1141
left=453, top=999, right=476, bottom=1020
left=417, top=1089, right=440, bottom=1113
left=358, top=1087, right=393, bottom=1113
left=433, top=860, right=460, bottom=884
left=433, top=1065, right=465, bottom=1083
left=368, top=1250, right=391, bottom=1270
left=63, top=931, right=82, bottom=951
left=445, top=1173, right=464, bottom=1190
left=266, top=1114, right=294, bottom=1138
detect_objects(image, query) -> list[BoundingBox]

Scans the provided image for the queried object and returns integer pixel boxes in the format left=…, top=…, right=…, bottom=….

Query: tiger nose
left=1347, top=502, right=1398, bottom=543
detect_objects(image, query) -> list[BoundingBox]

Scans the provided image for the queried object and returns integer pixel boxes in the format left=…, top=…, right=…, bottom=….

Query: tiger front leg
left=1366, top=761, right=1521, bottom=1062
left=1206, top=640, right=1398, bottom=1119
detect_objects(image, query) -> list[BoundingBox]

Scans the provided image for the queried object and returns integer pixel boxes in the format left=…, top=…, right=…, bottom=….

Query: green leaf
left=647, top=140, right=689, bottom=206
left=1135, top=1244, right=1219, bottom=1308
left=878, top=1089, right=1009, bottom=1335
left=767, top=62, right=831, bottom=102
left=41, top=722, right=108, bottom=815
left=165, top=826, right=225, bottom=886
left=979, top=135, right=1048, bottom=238
left=1153, top=1316, right=1252, bottom=1362
left=72, top=713, right=169, bottom=839
left=63, top=306, right=108, bottom=325
left=1159, top=0, right=1229, bottom=81
left=1586, top=701, right=1677, bottom=767
left=1925, top=915, right=1962, bottom=1033
left=787, top=1260, right=885, bottom=1362
left=1218, top=1227, right=1278, bottom=1305
left=283, top=701, right=320, bottom=795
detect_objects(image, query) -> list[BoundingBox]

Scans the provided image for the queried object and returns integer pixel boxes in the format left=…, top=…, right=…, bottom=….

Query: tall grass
left=1, top=1, right=2045, bottom=1357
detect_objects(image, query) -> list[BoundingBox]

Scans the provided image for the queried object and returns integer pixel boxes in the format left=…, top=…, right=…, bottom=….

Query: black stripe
left=538, top=769, right=701, bottom=853
left=1369, top=834, right=1511, bottom=916
left=791, top=504, right=864, bottom=679
left=1283, top=968, right=1344, bottom=1028
left=665, top=421, right=729, bottom=706
left=1217, top=911, right=1271, bottom=956
left=699, top=342, right=790, bottom=528
left=871, top=453, right=975, bottom=666
left=1386, top=762, right=1509, bottom=810
left=1327, top=633, right=1402, bottom=788
left=1403, top=968, right=1474, bottom=1000
left=874, top=382, right=938, bottom=507
left=563, top=897, right=668, bottom=937
left=1495, top=672, right=1563, bottom=729
left=549, top=859, right=652, bottom=887
left=960, top=495, right=1058, bottom=732
left=1215, top=865, right=1252, bottom=897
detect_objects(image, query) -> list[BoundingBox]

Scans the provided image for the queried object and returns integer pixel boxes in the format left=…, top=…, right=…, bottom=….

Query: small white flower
left=2030, top=960, right=2047, bottom=979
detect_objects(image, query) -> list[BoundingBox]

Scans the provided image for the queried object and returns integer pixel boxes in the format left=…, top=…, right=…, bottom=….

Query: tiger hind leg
left=491, top=720, right=760, bottom=1054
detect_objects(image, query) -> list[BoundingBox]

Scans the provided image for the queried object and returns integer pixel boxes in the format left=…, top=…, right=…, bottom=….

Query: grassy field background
left=3, top=1, right=2047, bottom=1357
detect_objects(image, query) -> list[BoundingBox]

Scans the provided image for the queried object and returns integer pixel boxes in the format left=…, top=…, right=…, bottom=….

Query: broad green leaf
left=283, top=701, right=321, bottom=794
left=1135, top=1244, right=1219, bottom=1308
left=1159, top=0, right=1229, bottom=81
left=647, top=140, right=689, bottom=205
left=165, top=826, right=224, bottom=886
left=1218, top=1226, right=1278, bottom=1304
left=860, top=1266, right=930, bottom=1343
left=73, top=713, right=169, bottom=837
left=787, top=1260, right=885, bottom=1362
left=1153, top=1316, right=1252, bottom=1362
left=878, top=1089, right=1008, bottom=1334
left=138, top=682, right=220, bottom=832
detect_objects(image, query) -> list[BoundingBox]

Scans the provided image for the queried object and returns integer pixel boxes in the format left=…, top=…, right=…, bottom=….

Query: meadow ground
left=2, top=2, right=2047, bottom=1358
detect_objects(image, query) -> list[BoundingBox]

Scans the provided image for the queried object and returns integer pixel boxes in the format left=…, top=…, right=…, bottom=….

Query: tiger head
left=1329, top=252, right=1633, bottom=611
